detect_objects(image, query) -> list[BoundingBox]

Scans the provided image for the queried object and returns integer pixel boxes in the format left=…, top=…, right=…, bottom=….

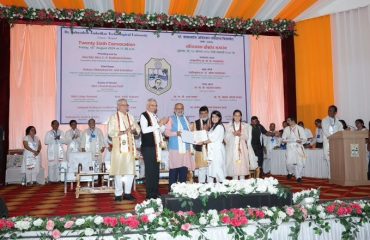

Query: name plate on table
left=161, top=193, right=292, bottom=213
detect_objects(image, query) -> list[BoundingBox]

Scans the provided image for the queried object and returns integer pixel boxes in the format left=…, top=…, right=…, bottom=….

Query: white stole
left=177, top=116, right=190, bottom=154
left=233, top=122, right=241, bottom=163
left=117, top=112, right=137, bottom=158
left=200, top=119, right=208, bottom=160
left=148, top=112, right=163, bottom=162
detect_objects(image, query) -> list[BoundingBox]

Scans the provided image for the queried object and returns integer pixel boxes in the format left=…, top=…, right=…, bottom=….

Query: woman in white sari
left=204, top=111, right=226, bottom=183
left=224, top=110, right=255, bottom=180
left=22, top=126, right=41, bottom=184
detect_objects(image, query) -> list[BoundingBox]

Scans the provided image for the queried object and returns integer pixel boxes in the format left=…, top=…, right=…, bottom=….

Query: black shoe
left=114, top=196, right=123, bottom=201
left=296, top=178, right=302, bottom=183
left=124, top=194, right=136, bottom=201
left=287, top=174, right=293, bottom=180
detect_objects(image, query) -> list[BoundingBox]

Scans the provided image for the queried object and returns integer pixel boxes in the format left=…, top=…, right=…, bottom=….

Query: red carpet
left=1, top=176, right=369, bottom=217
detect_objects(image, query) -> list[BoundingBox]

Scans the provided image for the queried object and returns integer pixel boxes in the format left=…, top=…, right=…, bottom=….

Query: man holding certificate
left=165, top=103, right=195, bottom=188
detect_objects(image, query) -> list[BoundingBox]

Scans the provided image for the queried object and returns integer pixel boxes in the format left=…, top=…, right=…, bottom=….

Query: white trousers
left=323, top=139, right=331, bottom=178
left=25, top=168, right=38, bottom=183
left=114, top=175, right=134, bottom=196
left=287, top=162, right=304, bottom=179
left=198, top=167, right=209, bottom=183
left=48, top=163, right=60, bottom=182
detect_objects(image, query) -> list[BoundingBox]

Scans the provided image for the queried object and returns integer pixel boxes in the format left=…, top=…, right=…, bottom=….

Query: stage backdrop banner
left=58, top=27, right=250, bottom=123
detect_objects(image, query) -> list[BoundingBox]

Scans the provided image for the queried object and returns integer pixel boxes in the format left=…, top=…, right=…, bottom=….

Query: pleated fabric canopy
left=0, top=0, right=369, bottom=22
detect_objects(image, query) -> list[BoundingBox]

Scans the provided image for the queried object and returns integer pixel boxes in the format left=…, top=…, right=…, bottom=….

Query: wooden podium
left=329, top=130, right=370, bottom=186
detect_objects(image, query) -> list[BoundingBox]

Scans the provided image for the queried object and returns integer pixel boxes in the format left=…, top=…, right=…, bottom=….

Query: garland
left=0, top=6, right=295, bottom=37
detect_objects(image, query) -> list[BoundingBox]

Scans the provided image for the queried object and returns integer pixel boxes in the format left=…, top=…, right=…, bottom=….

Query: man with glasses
left=108, top=98, right=140, bottom=201
left=140, top=98, right=168, bottom=199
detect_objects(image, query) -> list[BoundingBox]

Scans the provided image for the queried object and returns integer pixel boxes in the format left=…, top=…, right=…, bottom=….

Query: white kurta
left=207, top=125, right=226, bottom=182
left=44, top=129, right=65, bottom=182
left=263, top=134, right=281, bottom=174
left=64, top=128, right=81, bottom=153
left=80, top=127, right=105, bottom=163
left=22, top=135, right=41, bottom=182
left=311, top=128, right=323, bottom=146
left=108, top=111, right=140, bottom=176
left=224, top=122, right=254, bottom=176
left=282, top=126, right=307, bottom=165
left=322, top=116, right=343, bottom=162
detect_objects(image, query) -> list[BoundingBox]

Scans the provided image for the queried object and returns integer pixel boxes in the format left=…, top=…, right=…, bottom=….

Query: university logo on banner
left=145, top=58, right=172, bottom=95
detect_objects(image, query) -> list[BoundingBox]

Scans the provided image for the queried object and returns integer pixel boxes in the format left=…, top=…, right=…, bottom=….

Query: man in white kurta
left=64, top=120, right=81, bottom=158
left=282, top=117, right=307, bottom=183
left=45, top=120, right=65, bottom=182
left=108, top=99, right=141, bottom=201
left=322, top=105, right=343, bottom=178
left=81, top=119, right=105, bottom=166
left=262, top=123, right=281, bottom=174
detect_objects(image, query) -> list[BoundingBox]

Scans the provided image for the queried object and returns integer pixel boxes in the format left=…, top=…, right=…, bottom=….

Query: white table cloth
left=270, top=149, right=329, bottom=178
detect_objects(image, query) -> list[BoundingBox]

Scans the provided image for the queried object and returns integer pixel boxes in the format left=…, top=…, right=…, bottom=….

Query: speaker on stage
left=0, top=198, right=8, bottom=218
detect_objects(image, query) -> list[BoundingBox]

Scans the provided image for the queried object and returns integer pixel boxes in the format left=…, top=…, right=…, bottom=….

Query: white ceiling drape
left=25, top=0, right=55, bottom=9
left=145, top=0, right=171, bottom=14
left=83, top=0, right=114, bottom=13
left=254, top=0, right=291, bottom=20
left=194, top=0, right=233, bottom=18
left=331, top=5, right=370, bottom=127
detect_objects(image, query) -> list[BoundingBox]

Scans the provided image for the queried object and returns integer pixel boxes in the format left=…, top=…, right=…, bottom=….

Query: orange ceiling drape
left=169, top=0, right=198, bottom=16
left=52, top=0, right=85, bottom=10
left=0, top=0, right=27, bottom=7
left=114, top=0, right=145, bottom=14
left=225, top=0, right=266, bottom=19
left=294, top=16, right=334, bottom=132
left=276, top=0, right=318, bottom=20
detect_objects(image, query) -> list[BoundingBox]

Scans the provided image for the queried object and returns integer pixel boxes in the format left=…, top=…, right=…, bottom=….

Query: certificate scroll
left=181, top=130, right=208, bottom=144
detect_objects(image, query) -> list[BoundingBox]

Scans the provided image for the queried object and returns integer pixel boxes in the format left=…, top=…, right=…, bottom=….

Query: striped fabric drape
left=1, top=0, right=366, bottom=21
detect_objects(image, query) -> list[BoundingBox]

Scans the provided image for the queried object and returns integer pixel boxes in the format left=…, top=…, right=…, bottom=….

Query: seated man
left=298, top=121, right=313, bottom=147
left=310, top=119, right=323, bottom=149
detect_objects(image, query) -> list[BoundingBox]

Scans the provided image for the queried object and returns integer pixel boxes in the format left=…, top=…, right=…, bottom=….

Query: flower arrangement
left=0, top=197, right=370, bottom=240
left=0, top=6, right=296, bottom=37
left=170, top=177, right=290, bottom=206
left=292, top=188, right=320, bottom=207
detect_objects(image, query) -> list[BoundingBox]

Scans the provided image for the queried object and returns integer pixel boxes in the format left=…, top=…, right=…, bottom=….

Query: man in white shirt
left=262, top=123, right=281, bottom=174
left=310, top=119, right=323, bottom=148
left=298, top=121, right=313, bottom=147
left=45, top=120, right=65, bottom=182
left=64, top=120, right=81, bottom=156
left=81, top=119, right=105, bottom=165
left=282, top=117, right=307, bottom=183
left=322, top=105, right=344, bottom=178
left=140, top=98, right=168, bottom=199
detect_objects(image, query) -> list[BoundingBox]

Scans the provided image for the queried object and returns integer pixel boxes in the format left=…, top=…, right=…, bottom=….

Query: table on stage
left=270, top=149, right=329, bottom=179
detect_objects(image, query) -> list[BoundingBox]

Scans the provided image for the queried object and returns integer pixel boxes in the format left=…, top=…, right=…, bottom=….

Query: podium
left=329, top=130, right=370, bottom=186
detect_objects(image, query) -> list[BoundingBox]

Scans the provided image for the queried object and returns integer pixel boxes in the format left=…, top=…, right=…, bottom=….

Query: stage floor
left=1, top=175, right=370, bottom=217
